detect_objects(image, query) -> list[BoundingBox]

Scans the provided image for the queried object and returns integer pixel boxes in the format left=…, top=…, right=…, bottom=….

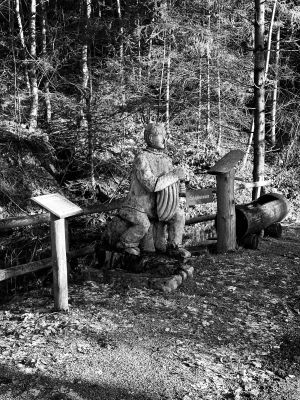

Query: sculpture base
left=103, top=261, right=194, bottom=293
left=95, top=246, right=194, bottom=293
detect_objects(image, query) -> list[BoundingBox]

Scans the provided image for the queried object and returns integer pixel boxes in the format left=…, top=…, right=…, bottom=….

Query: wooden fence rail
left=0, top=198, right=125, bottom=232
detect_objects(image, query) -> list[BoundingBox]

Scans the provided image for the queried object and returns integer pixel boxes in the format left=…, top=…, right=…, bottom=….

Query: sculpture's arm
left=135, top=155, right=158, bottom=192
left=154, top=172, right=179, bottom=192
left=135, top=154, right=184, bottom=193
left=154, top=166, right=186, bottom=192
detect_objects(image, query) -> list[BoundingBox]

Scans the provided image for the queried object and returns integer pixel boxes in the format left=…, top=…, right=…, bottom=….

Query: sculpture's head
left=144, top=123, right=167, bottom=150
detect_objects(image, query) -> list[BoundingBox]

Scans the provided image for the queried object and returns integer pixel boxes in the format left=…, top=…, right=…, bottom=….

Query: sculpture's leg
left=101, top=216, right=129, bottom=248
left=153, top=221, right=167, bottom=253
left=140, top=223, right=156, bottom=253
left=167, top=208, right=185, bottom=246
left=166, top=208, right=191, bottom=259
left=118, top=208, right=150, bottom=256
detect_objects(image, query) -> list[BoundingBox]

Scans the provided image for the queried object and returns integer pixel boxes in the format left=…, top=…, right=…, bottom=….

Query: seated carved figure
left=102, top=123, right=191, bottom=261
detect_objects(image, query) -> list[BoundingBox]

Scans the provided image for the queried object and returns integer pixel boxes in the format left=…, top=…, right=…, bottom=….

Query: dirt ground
left=0, top=223, right=300, bottom=400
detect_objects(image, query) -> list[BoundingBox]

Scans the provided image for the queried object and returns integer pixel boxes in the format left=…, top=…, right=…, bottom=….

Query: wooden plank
left=51, top=215, right=69, bottom=311
left=32, top=193, right=82, bottom=219
left=0, top=258, right=52, bottom=281
left=235, top=179, right=271, bottom=189
left=186, top=188, right=215, bottom=206
left=0, top=213, right=50, bottom=232
left=185, top=213, right=216, bottom=226
left=208, top=150, right=244, bottom=175
left=0, top=245, right=95, bottom=282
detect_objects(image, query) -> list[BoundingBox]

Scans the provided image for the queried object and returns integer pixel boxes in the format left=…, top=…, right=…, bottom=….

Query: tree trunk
left=116, top=0, right=125, bottom=107
left=80, top=0, right=91, bottom=128
left=270, top=22, right=280, bottom=147
left=29, top=0, right=38, bottom=131
left=158, top=32, right=166, bottom=120
left=15, top=0, right=31, bottom=92
left=196, top=43, right=203, bottom=146
left=165, top=44, right=171, bottom=135
left=41, top=0, right=52, bottom=124
left=253, top=0, right=265, bottom=200
left=206, top=12, right=212, bottom=137
left=136, top=0, right=142, bottom=83
left=80, top=0, right=94, bottom=186
left=243, top=0, right=276, bottom=169
left=265, top=0, right=277, bottom=79
left=87, top=64, right=95, bottom=187
left=217, top=4, right=222, bottom=150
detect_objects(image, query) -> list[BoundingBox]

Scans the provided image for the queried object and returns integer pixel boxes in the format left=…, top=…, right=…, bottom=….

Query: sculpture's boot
left=166, top=243, right=191, bottom=259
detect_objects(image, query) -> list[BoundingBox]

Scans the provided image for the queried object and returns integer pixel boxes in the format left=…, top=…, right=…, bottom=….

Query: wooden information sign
left=31, top=193, right=82, bottom=219
left=207, top=150, right=244, bottom=253
left=31, top=193, right=82, bottom=311
left=208, top=149, right=244, bottom=175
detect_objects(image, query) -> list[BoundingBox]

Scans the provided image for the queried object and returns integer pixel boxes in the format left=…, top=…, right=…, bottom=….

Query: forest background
left=1, top=0, right=300, bottom=273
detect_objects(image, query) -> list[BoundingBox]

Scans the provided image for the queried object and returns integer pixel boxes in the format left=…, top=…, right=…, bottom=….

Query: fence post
left=208, top=150, right=244, bottom=253
left=215, top=169, right=236, bottom=252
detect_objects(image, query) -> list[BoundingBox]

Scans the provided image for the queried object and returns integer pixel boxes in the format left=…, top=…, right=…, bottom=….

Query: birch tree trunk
left=116, top=0, right=125, bottom=107
left=243, top=0, right=277, bottom=169
left=29, top=0, right=38, bottom=131
left=253, top=0, right=265, bottom=200
left=217, top=4, right=222, bottom=150
left=136, top=0, right=142, bottom=84
left=41, top=0, right=52, bottom=124
left=15, top=0, right=31, bottom=92
left=197, top=48, right=202, bottom=143
left=206, top=12, right=212, bottom=137
left=158, top=33, right=166, bottom=120
left=270, top=23, right=280, bottom=147
left=265, top=0, right=277, bottom=79
left=80, top=0, right=94, bottom=186
left=165, top=44, right=171, bottom=135
left=80, top=0, right=91, bottom=129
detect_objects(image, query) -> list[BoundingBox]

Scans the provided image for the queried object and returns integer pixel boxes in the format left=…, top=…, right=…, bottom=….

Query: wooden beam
left=185, top=213, right=216, bottom=226
left=235, top=179, right=271, bottom=189
left=0, top=189, right=218, bottom=233
left=0, top=245, right=95, bottom=282
left=0, top=257, right=52, bottom=282
left=0, top=213, right=50, bottom=232
left=0, top=198, right=126, bottom=232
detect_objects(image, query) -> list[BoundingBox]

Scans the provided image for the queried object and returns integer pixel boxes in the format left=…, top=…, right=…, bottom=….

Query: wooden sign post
left=208, top=150, right=244, bottom=253
left=31, top=193, right=82, bottom=311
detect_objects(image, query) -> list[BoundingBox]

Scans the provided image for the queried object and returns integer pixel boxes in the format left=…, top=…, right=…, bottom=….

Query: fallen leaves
left=0, top=229, right=300, bottom=399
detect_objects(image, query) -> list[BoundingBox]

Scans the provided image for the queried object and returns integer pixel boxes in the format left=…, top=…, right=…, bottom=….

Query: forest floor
left=0, top=223, right=300, bottom=400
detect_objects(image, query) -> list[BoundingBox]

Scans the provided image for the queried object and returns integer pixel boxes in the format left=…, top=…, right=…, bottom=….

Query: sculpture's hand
left=179, top=196, right=187, bottom=211
left=173, top=166, right=186, bottom=180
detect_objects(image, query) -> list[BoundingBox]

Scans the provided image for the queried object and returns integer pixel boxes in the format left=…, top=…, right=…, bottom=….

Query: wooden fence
left=0, top=150, right=245, bottom=310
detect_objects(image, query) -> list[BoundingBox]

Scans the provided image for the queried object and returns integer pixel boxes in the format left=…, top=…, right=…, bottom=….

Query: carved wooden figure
left=101, top=123, right=191, bottom=266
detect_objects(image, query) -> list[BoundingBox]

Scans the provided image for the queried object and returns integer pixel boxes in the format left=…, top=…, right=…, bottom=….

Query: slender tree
left=270, top=21, right=280, bottom=147
left=15, top=0, right=30, bottom=92
left=165, top=43, right=171, bottom=134
left=80, top=0, right=91, bottom=128
left=206, top=10, right=212, bottom=137
left=253, top=0, right=265, bottom=199
left=41, top=0, right=52, bottom=124
left=29, top=0, right=38, bottom=131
